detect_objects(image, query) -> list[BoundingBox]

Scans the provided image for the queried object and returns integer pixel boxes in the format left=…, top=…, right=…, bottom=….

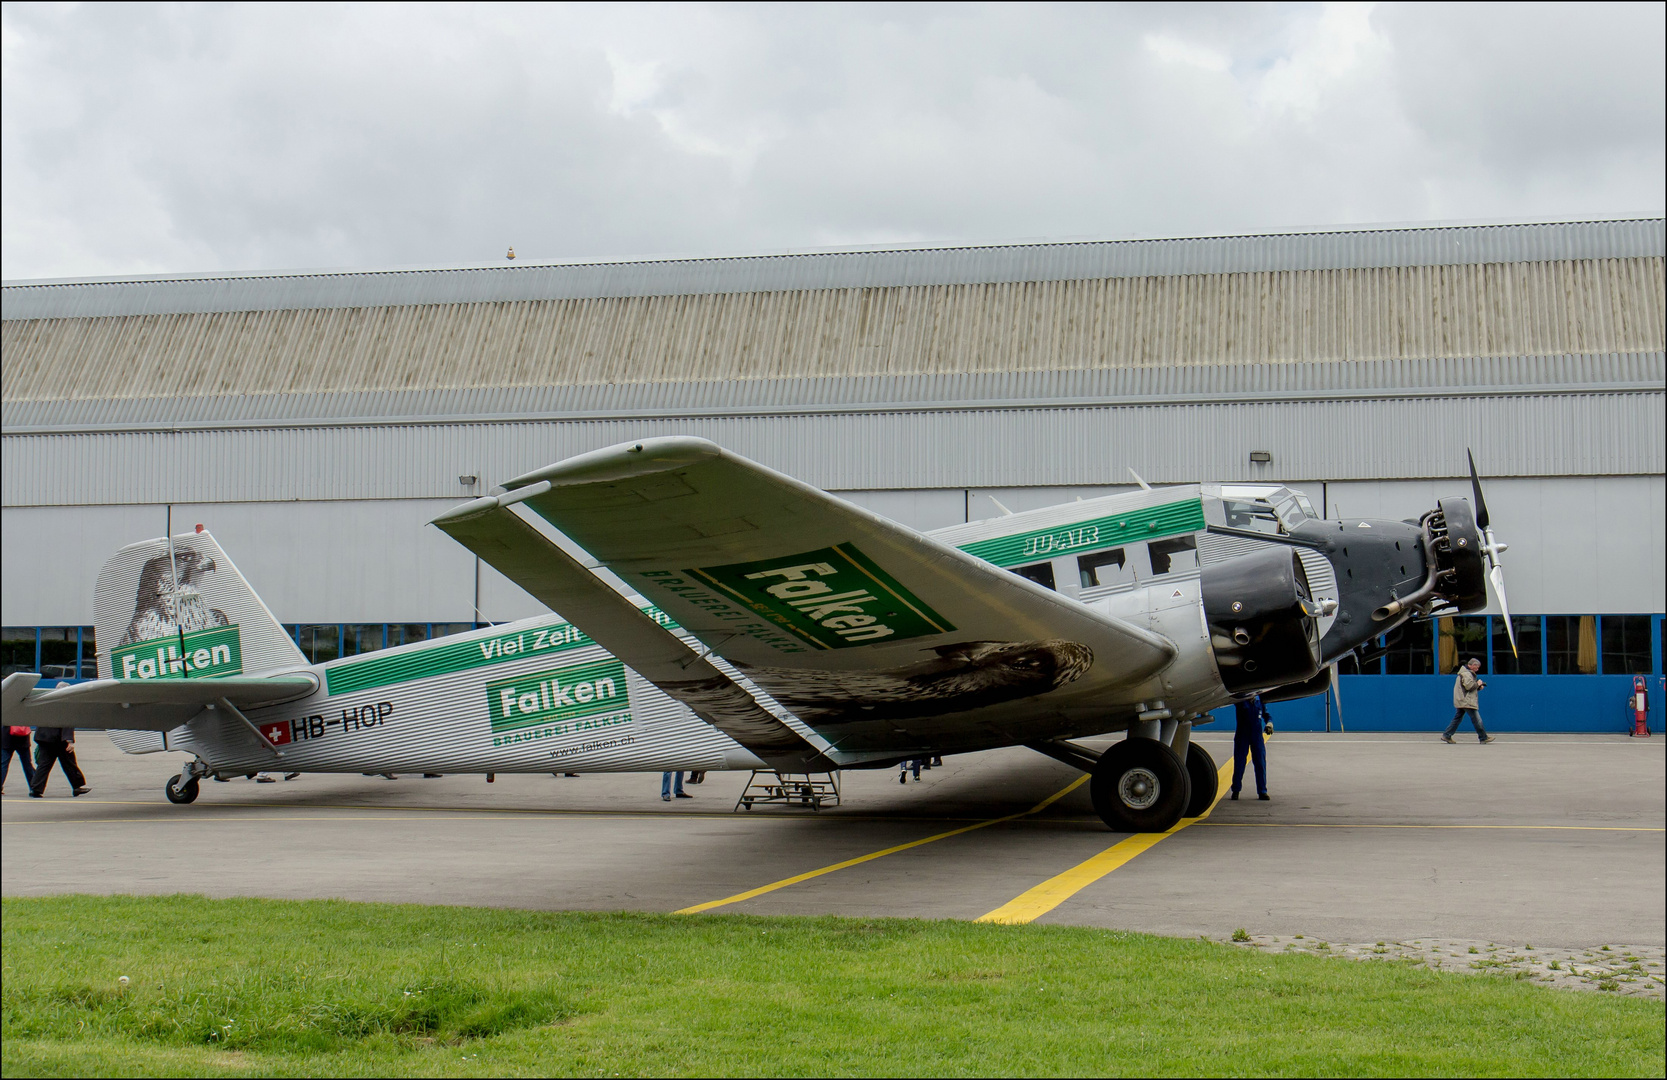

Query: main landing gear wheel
left=165, top=776, right=200, bottom=804
left=1183, top=742, right=1219, bottom=818
left=1090, top=737, right=1190, bottom=833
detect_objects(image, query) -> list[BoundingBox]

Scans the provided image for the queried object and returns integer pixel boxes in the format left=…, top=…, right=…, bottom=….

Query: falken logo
left=687, top=544, right=955, bottom=650
left=112, top=625, right=242, bottom=680
left=487, top=657, right=628, bottom=733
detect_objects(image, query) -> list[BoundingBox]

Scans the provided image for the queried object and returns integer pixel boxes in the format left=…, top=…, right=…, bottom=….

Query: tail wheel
left=1090, top=737, right=1190, bottom=833
left=165, top=776, right=200, bottom=804
left=1183, top=742, right=1219, bottom=818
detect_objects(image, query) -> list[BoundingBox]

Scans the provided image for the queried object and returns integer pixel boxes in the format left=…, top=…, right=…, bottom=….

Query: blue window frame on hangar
left=3, top=217, right=1663, bottom=733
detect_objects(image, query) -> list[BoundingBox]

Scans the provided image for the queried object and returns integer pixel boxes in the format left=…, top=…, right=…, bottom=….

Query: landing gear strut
left=1090, top=738, right=1191, bottom=832
left=165, top=758, right=211, bottom=805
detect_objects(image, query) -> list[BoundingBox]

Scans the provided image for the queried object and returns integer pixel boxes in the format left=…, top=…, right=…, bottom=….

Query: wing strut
left=433, top=499, right=836, bottom=772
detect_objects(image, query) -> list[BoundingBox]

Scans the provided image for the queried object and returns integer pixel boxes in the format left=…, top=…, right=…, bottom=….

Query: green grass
left=2, top=895, right=1661, bottom=1077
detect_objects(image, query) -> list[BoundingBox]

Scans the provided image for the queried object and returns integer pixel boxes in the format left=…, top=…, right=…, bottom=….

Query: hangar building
left=4, top=218, right=1663, bottom=727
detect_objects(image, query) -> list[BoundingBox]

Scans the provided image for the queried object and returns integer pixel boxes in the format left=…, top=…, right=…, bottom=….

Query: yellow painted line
left=675, top=775, right=1090, bottom=914
left=977, top=760, right=1234, bottom=925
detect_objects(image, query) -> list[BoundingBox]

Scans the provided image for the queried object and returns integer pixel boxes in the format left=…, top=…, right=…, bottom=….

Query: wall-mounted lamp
left=1248, top=451, right=1273, bottom=464
left=459, top=475, right=478, bottom=486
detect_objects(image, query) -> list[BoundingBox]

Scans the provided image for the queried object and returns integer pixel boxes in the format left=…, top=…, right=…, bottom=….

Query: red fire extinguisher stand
left=1630, top=676, right=1651, bottom=737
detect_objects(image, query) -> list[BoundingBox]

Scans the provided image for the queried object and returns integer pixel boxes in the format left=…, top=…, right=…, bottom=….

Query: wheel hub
left=1118, top=767, right=1161, bottom=809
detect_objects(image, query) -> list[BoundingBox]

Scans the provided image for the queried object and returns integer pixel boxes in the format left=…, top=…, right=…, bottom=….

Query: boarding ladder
left=735, top=771, right=841, bottom=812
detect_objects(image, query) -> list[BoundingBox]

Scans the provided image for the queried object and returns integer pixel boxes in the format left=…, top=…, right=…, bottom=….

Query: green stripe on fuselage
left=323, top=606, right=680, bottom=695
left=958, top=498, right=1206, bottom=568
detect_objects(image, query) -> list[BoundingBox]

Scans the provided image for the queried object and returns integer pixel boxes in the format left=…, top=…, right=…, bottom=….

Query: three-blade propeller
left=1467, top=449, right=1516, bottom=657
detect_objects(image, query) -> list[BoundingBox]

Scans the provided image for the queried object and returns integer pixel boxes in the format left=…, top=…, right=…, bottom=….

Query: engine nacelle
left=1202, top=546, right=1322, bottom=694
left=1431, top=497, right=1488, bottom=612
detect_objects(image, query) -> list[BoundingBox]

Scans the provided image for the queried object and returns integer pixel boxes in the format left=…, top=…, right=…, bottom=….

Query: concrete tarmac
left=3, top=732, right=1662, bottom=950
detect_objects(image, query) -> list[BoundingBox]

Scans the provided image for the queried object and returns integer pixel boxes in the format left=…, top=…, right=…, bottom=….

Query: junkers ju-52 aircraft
left=2, top=438, right=1514, bottom=832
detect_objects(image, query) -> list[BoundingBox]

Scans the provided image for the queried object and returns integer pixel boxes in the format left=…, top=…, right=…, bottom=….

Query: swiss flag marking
left=262, top=722, right=292, bottom=746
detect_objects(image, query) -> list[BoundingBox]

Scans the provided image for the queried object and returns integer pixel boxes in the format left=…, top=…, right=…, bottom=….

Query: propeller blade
left=1329, top=662, right=1345, bottom=733
left=1467, top=449, right=1491, bottom=529
left=1489, top=563, right=1518, bottom=658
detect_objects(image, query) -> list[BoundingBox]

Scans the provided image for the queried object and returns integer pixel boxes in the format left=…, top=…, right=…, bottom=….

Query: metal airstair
left=735, top=771, right=840, bottom=811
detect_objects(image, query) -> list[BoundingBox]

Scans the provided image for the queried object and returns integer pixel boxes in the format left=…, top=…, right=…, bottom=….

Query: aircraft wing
left=440, top=437, right=1176, bottom=751
left=431, top=502, right=838, bottom=771
left=1, top=671, right=318, bottom=732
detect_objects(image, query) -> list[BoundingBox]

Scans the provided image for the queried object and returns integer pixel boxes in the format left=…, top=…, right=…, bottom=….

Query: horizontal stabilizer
left=432, top=501, right=836, bottom=771
left=2, top=671, right=318, bottom=732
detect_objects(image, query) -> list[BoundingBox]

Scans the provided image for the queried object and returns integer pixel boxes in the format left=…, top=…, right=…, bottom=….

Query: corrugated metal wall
left=4, top=391, right=1660, bottom=506
left=6, top=259, right=1662, bottom=401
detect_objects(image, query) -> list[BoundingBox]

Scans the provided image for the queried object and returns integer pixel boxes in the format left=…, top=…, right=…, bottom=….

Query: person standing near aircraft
left=1230, top=695, right=1271, bottom=801
left=1443, top=658, right=1495, bottom=744
left=27, top=726, right=88, bottom=798
left=3, top=724, right=36, bottom=793
left=662, top=770, right=691, bottom=801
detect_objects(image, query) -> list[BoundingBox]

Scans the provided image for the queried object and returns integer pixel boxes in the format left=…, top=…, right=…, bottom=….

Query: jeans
left=2, top=731, right=36, bottom=788
left=1232, top=726, right=1267, bottom=795
left=661, top=770, right=684, bottom=797
left=1444, top=709, right=1489, bottom=740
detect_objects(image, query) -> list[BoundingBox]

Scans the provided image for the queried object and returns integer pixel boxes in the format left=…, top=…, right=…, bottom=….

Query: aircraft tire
left=1090, top=737, right=1190, bottom=833
left=165, top=776, right=200, bottom=805
left=1183, top=742, right=1219, bottom=818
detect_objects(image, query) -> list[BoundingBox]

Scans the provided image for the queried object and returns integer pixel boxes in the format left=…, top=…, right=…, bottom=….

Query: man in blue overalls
left=1230, top=694, right=1272, bottom=801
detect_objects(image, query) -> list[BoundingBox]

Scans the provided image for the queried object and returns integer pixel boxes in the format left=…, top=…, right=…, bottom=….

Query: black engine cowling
left=1201, top=547, right=1322, bottom=694
left=1431, top=498, right=1488, bottom=612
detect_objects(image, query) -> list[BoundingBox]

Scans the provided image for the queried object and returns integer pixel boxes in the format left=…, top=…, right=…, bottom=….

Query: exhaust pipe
left=1373, top=511, right=1441, bottom=622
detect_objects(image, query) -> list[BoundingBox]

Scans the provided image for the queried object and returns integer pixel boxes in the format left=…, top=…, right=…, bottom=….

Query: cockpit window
left=1012, top=562, right=1056, bottom=590
left=1291, top=492, right=1318, bottom=519
left=1150, top=535, right=1198, bottom=574
left=1221, top=499, right=1282, bottom=534
left=1273, top=494, right=1309, bottom=530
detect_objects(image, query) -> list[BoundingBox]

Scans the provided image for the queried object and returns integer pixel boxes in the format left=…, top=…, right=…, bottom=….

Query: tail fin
left=95, top=530, right=307, bottom=680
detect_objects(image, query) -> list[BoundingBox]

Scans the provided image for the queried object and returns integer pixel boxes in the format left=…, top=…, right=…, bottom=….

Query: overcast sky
left=2, top=2, right=1662, bottom=280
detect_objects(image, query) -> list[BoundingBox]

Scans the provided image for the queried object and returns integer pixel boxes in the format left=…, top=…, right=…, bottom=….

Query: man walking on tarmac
left=1230, top=694, right=1272, bottom=801
left=1443, top=657, right=1495, bottom=744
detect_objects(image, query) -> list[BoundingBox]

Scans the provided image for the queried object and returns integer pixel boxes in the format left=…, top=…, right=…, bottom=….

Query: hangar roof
left=3, top=218, right=1662, bottom=442
left=4, top=217, right=1662, bottom=319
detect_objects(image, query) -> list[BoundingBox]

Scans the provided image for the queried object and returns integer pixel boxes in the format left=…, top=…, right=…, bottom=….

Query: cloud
left=1, top=2, right=1661, bottom=279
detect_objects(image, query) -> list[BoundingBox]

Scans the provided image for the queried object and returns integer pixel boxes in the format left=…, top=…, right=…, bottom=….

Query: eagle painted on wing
left=738, top=639, right=1094, bottom=724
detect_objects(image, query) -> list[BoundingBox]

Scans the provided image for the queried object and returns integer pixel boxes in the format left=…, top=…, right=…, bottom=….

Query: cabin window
left=1078, top=548, right=1133, bottom=588
left=1012, top=562, right=1056, bottom=590
left=1149, top=535, right=1198, bottom=575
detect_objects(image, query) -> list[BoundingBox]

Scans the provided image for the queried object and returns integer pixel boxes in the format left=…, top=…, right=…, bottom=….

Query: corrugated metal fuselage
left=127, top=483, right=1379, bottom=778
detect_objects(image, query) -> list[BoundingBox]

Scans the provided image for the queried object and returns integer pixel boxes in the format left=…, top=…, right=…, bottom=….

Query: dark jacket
left=33, top=727, right=73, bottom=743
left=1233, top=697, right=1268, bottom=732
